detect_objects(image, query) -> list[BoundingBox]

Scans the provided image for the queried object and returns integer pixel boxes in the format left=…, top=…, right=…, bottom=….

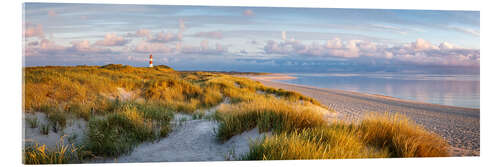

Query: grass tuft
left=215, top=97, right=327, bottom=141
left=357, top=113, right=449, bottom=157
left=23, top=137, right=84, bottom=164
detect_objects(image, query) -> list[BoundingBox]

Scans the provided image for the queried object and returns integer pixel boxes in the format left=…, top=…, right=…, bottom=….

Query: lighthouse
left=149, top=54, right=153, bottom=67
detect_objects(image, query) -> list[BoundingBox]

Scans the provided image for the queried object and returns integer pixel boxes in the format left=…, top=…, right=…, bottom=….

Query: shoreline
left=242, top=74, right=480, bottom=156
left=246, top=74, right=479, bottom=111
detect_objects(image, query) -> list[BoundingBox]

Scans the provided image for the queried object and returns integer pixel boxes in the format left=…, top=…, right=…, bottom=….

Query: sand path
left=248, top=76, right=480, bottom=156
left=98, top=101, right=269, bottom=163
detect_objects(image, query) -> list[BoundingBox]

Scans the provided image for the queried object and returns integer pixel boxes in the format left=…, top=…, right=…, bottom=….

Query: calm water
left=279, top=73, right=480, bottom=109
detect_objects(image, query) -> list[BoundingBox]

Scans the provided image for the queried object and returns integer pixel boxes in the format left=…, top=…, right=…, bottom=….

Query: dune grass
left=357, top=113, right=449, bottom=157
left=23, top=137, right=86, bottom=164
left=85, top=102, right=173, bottom=157
left=243, top=127, right=390, bottom=160
left=240, top=113, right=449, bottom=160
left=24, top=65, right=449, bottom=162
left=215, top=97, right=327, bottom=141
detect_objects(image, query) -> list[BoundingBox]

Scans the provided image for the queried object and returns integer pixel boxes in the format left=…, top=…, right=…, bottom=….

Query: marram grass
left=241, top=113, right=449, bottom=160
left=24, top=65, right=449, bottom=161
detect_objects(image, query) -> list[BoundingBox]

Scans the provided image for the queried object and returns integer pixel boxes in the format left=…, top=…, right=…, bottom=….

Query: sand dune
left=247, top=75, right=480, bottom=156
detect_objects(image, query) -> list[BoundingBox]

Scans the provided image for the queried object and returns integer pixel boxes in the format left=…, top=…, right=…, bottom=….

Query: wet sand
left=247, top=75, right=480, bottom=156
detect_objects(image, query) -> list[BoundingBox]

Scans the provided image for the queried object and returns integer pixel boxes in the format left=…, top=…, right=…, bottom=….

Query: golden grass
left=358, top=113, right=450, bottom=157
left=23, top=137, right=85, bottom=164
left=24, top=65, right=449, bottom=160
left=215, top=97, right=328, bottom=141
left=241, top=113, right=449, bottom=160
left=243, top=127, right=390, bottom=160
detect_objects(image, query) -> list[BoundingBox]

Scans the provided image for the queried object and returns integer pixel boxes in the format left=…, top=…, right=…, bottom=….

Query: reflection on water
left=281, top=73, right=480, bottom=109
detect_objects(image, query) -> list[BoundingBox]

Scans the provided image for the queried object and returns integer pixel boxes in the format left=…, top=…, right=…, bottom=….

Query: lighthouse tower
left=149, top=54, right=153, bottom=67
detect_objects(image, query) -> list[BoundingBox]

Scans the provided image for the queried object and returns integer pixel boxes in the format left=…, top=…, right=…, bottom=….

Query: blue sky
left=23, top=3, right=480, bottom=74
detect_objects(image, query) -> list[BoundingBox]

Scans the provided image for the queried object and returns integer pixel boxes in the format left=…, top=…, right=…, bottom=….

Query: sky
left=23, top=3, right=480, bottom=74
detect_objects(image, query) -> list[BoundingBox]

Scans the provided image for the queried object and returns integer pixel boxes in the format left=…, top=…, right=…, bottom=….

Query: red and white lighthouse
left=149, top=54, right=153, bottom=67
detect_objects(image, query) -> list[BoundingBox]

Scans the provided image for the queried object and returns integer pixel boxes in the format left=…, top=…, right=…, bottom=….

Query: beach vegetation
left=23, top=65, right=449, bottom=161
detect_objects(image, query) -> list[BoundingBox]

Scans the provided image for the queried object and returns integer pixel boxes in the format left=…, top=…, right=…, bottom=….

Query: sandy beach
left=247, top=75, right=480, bottom=156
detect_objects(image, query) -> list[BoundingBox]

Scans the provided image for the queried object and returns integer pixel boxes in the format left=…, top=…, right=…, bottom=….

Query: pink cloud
left=262, top=37, right=479, bottom=66
left=135, top=29, right=151, bottom=38
left=193, top=31, right=223, bottom=39
left=39, top=39, right=66, bottom=52
left=94, top=33, right=129, bottom=46
left=25, top=38, right=113, bottom=57
left=24, top=24, right=44, bottom=38
left=411, top=38, right=438, bottom=50
left=70, top=40, right=110, bottom=53
left=134, top=41, right=173, bottom=53
left=243, top=9, right=254, bottom=16
left=149, top=31, right=181, bottom=43
left=48, top=10, right=57, bottom=16
left=439, top=42, right=454, bottom=50
left=178, top=19, right=185, bottom=32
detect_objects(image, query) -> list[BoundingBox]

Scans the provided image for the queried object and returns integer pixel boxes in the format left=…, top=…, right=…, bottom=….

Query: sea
left=277, top=73, right=480, bottom=109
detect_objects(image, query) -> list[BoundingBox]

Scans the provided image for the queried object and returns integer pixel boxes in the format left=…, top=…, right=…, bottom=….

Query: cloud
left=448, top=26, right=480, bottom=37
left=24, top=24, right=44, bottom=38
left=133, top=41, right=173, bottom=53
left=48, top=10, right=57, bottom=16
left=148, top=31, right=181, bottom=43
left=178, top=40, right=228, bottom=55
left=26, top=39, right=113, bottom=57
left=249, top=40, right=259, bottom=45
left=179, top=19, right=185, bottom=32
left=410, top=38, right=438, bottom=50
left=262, top=37, right=479, bottom=66
left=243, top=9, right=254, bottom=16
left=193, top=31, right=223, bottom=39
left=439, top=42, right=454, bottom=50
left=69, top=40, right=111, bottom=53
left=94, top=33, right=129, bottom=46
left=134, top=29, right=151, bottom=38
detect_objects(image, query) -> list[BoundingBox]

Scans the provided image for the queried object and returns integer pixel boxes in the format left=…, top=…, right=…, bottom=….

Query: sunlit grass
left=241, top=113, right=449, bottom=160
left=357, top=113, right=449, bottom=157
left=215, top=97, right=328, bottom=141
left=23, top=137, right=86, bottom=164
left=24, top=65, right=449, bottom=160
